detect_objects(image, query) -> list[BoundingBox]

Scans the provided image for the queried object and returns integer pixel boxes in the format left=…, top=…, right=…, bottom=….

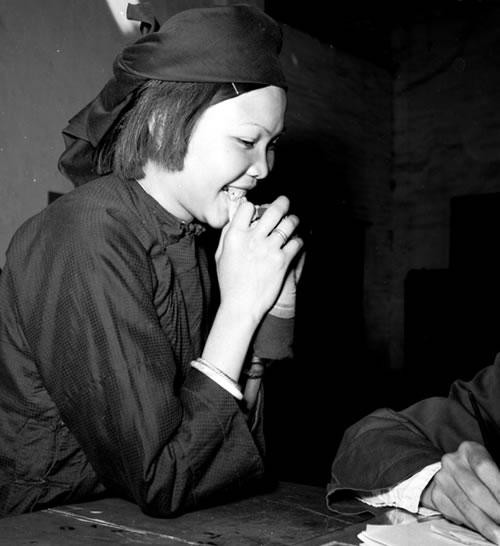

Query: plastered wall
left=0, top=1, right=136, bottom=263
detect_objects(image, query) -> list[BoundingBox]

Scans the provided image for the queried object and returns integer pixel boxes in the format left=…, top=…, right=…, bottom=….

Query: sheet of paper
left=431, top=519, right=493, bottom=545
left=357, top=518, right=493, bottom=546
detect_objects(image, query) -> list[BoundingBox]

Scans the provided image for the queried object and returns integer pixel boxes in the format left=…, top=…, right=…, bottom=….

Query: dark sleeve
left=327, top=354, right=500, bottom=514
left=18, top=206, right=264, bottom=516
left=253, top=314, right=294, bottom=360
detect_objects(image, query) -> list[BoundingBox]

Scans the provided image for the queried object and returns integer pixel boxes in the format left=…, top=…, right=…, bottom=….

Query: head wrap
left=58, top=3, right=287, bottom=186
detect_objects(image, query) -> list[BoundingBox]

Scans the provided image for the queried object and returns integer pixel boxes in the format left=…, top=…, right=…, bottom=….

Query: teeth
left=225, top=187, right=248, bottom=221
left=225, top=187, right=247, bottom=201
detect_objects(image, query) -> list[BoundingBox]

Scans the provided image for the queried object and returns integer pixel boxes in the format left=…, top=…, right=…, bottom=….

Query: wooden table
left=0, top=481, right=383, bottom=545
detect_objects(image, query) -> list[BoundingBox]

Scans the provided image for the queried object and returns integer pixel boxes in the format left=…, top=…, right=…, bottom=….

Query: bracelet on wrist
left=191, top=357, right=243, bottom=400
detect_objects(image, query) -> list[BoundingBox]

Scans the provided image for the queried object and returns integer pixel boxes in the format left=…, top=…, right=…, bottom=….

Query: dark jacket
left=0, top=176, right=264, bottom=517
left=327, top=353, right=500, bottom=514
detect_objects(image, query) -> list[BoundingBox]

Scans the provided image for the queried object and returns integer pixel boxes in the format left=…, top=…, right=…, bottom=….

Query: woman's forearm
left=201, top=303, right=260, bottom=381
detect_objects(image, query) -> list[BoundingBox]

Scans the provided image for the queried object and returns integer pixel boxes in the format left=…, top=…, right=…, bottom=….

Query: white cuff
left=358, top=462, right=442, bottom=515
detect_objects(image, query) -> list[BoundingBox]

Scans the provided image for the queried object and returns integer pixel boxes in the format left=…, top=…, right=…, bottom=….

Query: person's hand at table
left=421, top=440, right=500, bottom=544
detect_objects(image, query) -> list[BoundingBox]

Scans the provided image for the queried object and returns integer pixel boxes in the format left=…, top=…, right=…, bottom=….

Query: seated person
left=328, top=352, right=500, bottom=545
left=0, top=4, right=303, bottom=517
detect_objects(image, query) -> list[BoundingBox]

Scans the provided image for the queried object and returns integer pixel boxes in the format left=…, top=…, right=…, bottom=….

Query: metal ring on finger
left=273, top=227, right=288, bottom=245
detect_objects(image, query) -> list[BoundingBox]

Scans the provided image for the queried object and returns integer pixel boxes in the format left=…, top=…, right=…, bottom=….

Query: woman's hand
left=421, top=441, right=500, bottom=544
left=215, top=195, right=303, bottom=324
left=268, top=248, right=306, bottom=319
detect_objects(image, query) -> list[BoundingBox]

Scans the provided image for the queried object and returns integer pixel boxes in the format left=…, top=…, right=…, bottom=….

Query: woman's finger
left=251, top=195, right=290, bottom=235
left=230, top=199, right=258, bottom=228
left=281, top=235, right=304, bottom=262
left=268, top=214, right=300, bottom=247
left=293, top=249, right=306, bottom=282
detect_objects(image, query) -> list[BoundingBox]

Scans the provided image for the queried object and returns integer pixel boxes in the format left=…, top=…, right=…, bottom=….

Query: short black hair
left=97, top=80, right=264, bottom=181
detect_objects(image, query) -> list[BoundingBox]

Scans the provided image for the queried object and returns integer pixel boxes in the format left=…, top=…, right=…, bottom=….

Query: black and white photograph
left=1, top=1, right=500, bottom=544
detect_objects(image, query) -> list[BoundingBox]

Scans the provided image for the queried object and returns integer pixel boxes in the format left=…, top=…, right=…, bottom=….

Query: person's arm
left=204, top=197, right=303, bottom=413
left=328, top=405, right=444, bottom=515
left=359, top=462, right=441, bottom=514
left=328, top=354, right=500, bottom=542
left=28, top=194, right=302, bottom=517
left=24, top=209, right=264, bottom=517
left=329, top=355, right=500, bottom=509
left=203, top=197, right=301, bottom=380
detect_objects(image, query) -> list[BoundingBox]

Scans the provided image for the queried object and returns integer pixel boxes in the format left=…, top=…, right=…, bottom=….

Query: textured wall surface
left=0, top=0, right=138, bottom=263
left=391, top=5, right=500, bottom=373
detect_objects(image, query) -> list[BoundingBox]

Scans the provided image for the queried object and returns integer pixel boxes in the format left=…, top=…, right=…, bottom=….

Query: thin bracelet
left=242, top=355, right=270, bottom=379
left=242, top=363, right=265, bottom=379
left=191, top=357, right=243, bottom=400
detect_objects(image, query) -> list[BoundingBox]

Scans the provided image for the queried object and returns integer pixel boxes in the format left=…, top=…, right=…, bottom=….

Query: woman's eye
left=237, top=138, right=255, bottom=149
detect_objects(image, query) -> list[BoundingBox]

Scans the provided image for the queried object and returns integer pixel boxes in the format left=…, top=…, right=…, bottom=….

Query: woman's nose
left=248, top=150, right=271, bottom=180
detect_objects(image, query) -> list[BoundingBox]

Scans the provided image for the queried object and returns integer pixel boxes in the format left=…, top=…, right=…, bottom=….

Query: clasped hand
left=421, top=440, right=500, bottom=544
left=215, top=195, right=303, bottom=324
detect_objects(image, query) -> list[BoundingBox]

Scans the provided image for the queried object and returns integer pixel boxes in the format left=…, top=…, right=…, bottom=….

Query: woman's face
left=160, top=85, right=286, bottom=227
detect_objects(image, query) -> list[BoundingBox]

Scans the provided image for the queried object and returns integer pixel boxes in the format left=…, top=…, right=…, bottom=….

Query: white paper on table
left=357, top=518, right=493, bottom=546
left=430, top=519, right=493, bottom=545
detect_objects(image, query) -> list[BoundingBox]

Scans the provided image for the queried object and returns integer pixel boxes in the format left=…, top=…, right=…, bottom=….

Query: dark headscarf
left=58, top=3, right=287, bottom=186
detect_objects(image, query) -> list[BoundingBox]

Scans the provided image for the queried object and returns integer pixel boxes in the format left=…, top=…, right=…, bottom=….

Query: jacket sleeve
left=15, top=205, right=264, bottom=516
left=327, top=354, right=500, bottom=514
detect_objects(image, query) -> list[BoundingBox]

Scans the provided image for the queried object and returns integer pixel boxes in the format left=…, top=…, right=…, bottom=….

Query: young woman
left=0, top=5, right=303, bottom=517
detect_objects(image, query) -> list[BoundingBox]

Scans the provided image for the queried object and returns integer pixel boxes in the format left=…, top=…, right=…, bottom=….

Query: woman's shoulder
left=53, top=175, right=144, bottom=226
left=56, top=174, right=133, bottom=213
left=10, top=176, right=149, bottom=257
